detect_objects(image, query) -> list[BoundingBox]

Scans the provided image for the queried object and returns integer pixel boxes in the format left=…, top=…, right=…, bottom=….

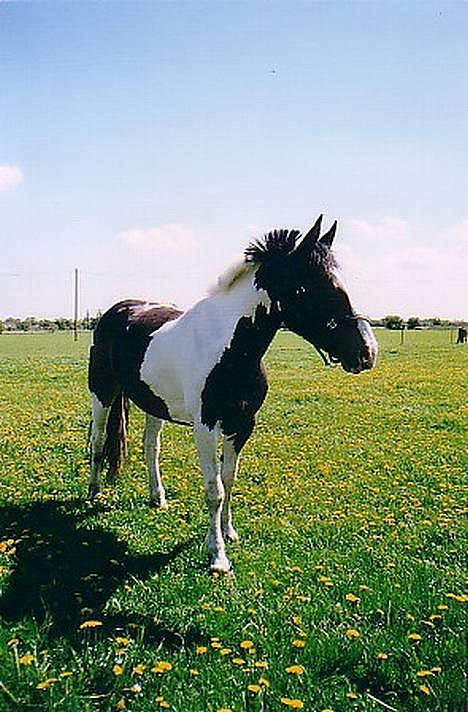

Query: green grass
left=0, top=330, right=466, bottom=711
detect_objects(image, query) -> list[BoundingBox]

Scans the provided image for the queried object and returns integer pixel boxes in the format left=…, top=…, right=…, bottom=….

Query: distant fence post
left=400, top=326, right=405, bottom=345
left=74, top=267, right=79, bottom=342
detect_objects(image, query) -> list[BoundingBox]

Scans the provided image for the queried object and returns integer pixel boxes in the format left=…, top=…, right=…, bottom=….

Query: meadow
left=0, top=329, right=466, bottom=712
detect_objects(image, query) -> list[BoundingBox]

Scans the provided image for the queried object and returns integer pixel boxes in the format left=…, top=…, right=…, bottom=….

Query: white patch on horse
left=139, top=268, right=271, bottom=424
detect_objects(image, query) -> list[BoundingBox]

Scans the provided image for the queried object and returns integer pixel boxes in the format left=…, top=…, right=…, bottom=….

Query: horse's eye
left=326, top=318, right=338, bottom=330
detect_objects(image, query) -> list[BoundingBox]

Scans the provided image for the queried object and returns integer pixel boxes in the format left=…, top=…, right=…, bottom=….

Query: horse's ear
left=294, top=214, right=323, bottom=257
left=319, top=220, right=337, bottom=248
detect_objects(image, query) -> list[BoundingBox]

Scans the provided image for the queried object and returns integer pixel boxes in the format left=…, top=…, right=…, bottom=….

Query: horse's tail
left=102, top=393, right=130, bottom=481
left=89, top=300, right=142, bottom=482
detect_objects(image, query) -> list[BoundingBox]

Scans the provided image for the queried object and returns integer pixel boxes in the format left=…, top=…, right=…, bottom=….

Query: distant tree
left=383, top=315, right=404, bottom=330
left=431, top=317, right=442, bottom=327
left=407, top=317, right=421, bottom=330
left=0, top=321, right=3, bottom=334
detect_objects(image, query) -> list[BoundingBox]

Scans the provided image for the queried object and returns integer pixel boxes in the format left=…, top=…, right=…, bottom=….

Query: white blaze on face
left=331, top=263, right=378, bottom=368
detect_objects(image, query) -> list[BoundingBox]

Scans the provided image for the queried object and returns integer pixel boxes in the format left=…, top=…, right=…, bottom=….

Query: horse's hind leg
left=143, top=415, right=167, bottom=508
left=88, top=394, right=111, bottom=499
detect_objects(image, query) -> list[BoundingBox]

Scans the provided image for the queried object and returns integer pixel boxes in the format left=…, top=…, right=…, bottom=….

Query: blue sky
left=1, top=1, right=467, bottom=319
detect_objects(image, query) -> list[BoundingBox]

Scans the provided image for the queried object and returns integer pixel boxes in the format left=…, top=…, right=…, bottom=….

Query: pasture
left=0, top=330, right=466, bottom=711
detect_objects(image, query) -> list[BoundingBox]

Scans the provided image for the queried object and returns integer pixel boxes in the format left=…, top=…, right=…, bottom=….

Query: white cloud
left=115, top=224, right=196, bottom=255
left=0, top=164, right=23, bottom=191
left=336, top=218, right=468, bottom=320
left=347, top=217, right=412, bottom=244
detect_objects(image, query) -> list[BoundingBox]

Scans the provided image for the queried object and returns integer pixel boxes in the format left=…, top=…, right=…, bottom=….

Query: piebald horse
left=88, top=216, right=378, bottom=572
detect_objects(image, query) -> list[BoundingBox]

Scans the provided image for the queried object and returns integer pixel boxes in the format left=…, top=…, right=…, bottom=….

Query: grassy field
left=0, top=329, right=466, bottom=712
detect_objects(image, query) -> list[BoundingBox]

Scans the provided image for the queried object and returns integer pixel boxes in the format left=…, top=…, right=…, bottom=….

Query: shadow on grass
left=0, top=499, right=202, bottom=648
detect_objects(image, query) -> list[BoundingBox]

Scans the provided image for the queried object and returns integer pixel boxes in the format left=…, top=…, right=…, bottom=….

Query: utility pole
left=74, top=267, right=79, bottom=341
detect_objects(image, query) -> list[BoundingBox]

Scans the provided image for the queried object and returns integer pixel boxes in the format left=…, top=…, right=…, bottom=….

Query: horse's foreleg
left=194, top=423, right=231, bottom=573
left=221, top=436, right=241, bottom=543
left=88, top=395, right=111, bottom=499
left=144, top=415, right=167, bottom=508
left=221, top=419, right=255, bottom=544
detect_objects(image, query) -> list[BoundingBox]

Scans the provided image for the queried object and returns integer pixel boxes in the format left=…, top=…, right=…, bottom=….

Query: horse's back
left=89, top=300, right=183, bottom=411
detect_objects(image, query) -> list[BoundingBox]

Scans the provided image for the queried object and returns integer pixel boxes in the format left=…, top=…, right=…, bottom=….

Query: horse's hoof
left=209, top=555, right=232, bottom=575
left=87, top=486, right=100, bottom=501
left=223, top=526, right=240, bottom=544
left=150, top=497, right=168, bottom=510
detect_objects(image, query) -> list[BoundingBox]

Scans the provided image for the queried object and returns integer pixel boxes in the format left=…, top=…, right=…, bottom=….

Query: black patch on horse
left=201, top=304, right=281, bottom=451
left=89, top=300, right=183, bottom=420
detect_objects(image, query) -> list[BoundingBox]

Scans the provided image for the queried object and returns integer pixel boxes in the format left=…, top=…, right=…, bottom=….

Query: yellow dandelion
left=255, top=660, right=268, bottom=668
left=36, top=678, right=59, bottom=690
left=232, top=657, right=246, bottom=665
left=240, top=639, right=254, bottom=649
left=220, top=648, right=232, bottom=655
left=218, top=708, right=233, bottom=712
left=18, top=653, right=35, bottom=665
left=280, top=698, right=304, bottom=709
left=431, top=666, right=442, bottom=674
left=113, top=664, right=124, bottom=676
left=408, top=633, right=422, bottom=642
left=345, top=593, right=360, bottom=604
left=345, top=628, right=360, bottom=639
left=418, top=684, right=431, bottom=695
left=115, top=636, right=131, bottom=646
left=60, top=671, right=73, bottom=678
left=248, top=684, right=261, bottom=694
left=376, top=652, right=388, bottom=660
left=259, top=677, right=270, bottom=687
left=286, top=664, right=304, bottom=675
left=132, top=664, right=146, bottom=676
left=211, top=641, right=222, bottom=649
left=438, top=604, right=448, bottom=611
left=189, top=668, right=199, bottom=676
left=151, top=661, right=173, bottom=674
left=196, top=646, right=207, bottom=654
left=116, top=699, right=126, bottom=710
left=79, top=620, right=103, bottom=629
left=346, top=691, right=358, bottom=699
left=292, top=639, right=305, bottom=648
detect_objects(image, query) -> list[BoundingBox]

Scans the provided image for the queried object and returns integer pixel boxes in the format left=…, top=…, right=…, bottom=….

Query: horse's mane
left=210, top=227, right=338, bottom=296
left=245, top=228, right=338, bottom=273
left=209, top=260, right=257, bottom=295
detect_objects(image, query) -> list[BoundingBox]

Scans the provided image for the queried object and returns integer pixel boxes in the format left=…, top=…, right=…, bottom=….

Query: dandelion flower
left=346, top=691, right=358, bottom=699
left=36, top=678, right=59, bottom=690
left=292, top=639, right=305, bottom=648
left=79, top=620, right=103, bottom=629
left=280, top=698, right=304, bottom=709
left=232, top=657, right=246, bottom=665
left=345, top=628, right=360, bottom=639
left=418, top=684, right=431, bottom=695
left=376, top=652, right=388, bottom=660
left=248, top=684, right=261, bottom=694
left=132, top=664, right=146, bottom=676
left=345, top=593, right=360, bottom=604
left=286, top=664, right=304, bottom=675
left=408, top=633, right=422, bottom=642
left=116, top=699, right=126, bottom=710
left=196, top=646, right=207, bottom=655
left=113, top=664, right=124, bottom=676
left=18, top=653, right=35, bottom=665
left=240, top=640, right=254, bottom=649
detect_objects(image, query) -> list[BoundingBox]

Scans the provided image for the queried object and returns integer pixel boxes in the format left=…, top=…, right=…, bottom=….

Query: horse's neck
left=192, top=272, right=279, bottom=360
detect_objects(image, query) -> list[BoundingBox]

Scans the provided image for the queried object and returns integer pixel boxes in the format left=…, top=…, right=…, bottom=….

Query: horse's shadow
left=0, top=499, right=202, bottom=647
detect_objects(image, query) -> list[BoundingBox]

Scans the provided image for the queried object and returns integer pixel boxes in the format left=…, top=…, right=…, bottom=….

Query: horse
left=87, top=215, right=378, bottom=573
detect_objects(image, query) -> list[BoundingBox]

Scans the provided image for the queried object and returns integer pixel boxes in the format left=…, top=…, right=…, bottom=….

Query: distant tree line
left=370, top=316, right=467, bottom=330
left=1, top=312, right=466, bottom=335
left=0, top=313, right=102, bottom=333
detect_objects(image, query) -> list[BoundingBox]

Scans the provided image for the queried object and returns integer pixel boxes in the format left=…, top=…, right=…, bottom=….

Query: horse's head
left=248, top=216, right=378, bottom=374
